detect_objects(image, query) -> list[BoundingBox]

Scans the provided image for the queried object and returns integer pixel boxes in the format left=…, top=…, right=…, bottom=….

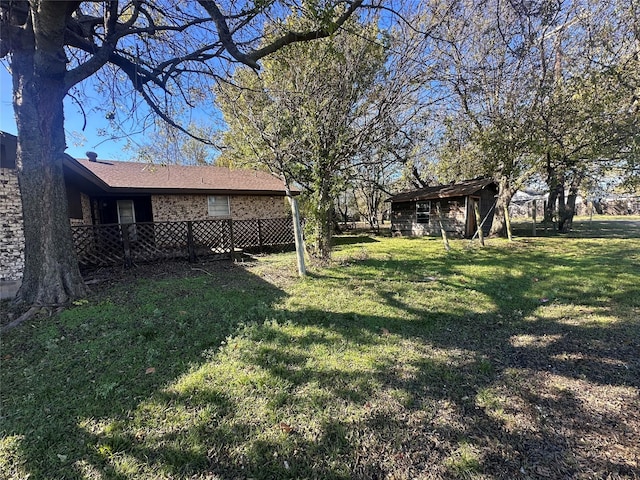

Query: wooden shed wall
left=391, top=188, right=497, bottom=238
left=391, top=197, right=467, bottom=237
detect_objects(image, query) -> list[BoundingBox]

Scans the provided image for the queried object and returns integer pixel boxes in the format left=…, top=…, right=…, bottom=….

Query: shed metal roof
left=387, top=178, right=497, bottom=203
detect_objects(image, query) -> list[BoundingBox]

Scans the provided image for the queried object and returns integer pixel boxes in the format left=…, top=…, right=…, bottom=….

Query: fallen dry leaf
left=279, top=422, right=294, bottom=433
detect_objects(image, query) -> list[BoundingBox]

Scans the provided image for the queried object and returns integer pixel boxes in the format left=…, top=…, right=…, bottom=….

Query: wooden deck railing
left=71, top=217, right=295, bottom=268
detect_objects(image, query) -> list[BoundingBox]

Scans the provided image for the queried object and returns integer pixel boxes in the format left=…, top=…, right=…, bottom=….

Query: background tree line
left=213, top=0, right=638, bottom=253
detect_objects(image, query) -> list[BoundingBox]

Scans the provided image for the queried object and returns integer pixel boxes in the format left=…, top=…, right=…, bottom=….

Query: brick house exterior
left=1, top=136, right=295, bottom=290
left=151, top=194, right=287, bottom=222
left=65, top=157, right=293, bottom=226
left=1, top=132, right=24, bottom=283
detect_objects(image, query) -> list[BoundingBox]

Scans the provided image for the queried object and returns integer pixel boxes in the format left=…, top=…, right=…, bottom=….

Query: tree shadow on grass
left=1, top=262, right=287, bottom=479
left=295, top=242, right=639, bottom=477
left=2, top=245, right=639, bottom=479
left=370, top=244, right=639, bottom=477
left=333, top=235, right=381, bottom=246
left=79, top=304, right=638, bottom=478
left=217, top=304, right=637, bottom=478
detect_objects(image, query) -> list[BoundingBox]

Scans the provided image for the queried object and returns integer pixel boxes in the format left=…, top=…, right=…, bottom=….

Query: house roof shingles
left=387, top=178, right=496, bottom=203
left=71, top=159, right=293, bottom=195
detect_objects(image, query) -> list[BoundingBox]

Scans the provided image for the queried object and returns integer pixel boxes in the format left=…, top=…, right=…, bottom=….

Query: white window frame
left=208, top=195, right=231, bottom=217
left=117, top=199, right=137, bottom=240
left=416, top=200, right=431, bottom=224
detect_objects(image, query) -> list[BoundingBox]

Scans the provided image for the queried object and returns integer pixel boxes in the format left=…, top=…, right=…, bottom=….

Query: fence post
left=257, top=219, right=264, bottom=252
left=187, top=221, right=196, bottom=263
left=228, top=219, right=236, bottom=259
left=122, top=224, right=133, bottom=268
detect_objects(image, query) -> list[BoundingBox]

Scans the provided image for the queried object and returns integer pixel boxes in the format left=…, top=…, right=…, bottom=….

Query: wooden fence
left=71, top=217, right=295, bottom=268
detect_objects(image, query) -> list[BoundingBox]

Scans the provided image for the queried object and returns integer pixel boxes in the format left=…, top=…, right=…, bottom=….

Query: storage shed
left=387, top=178, right=498, bottom=238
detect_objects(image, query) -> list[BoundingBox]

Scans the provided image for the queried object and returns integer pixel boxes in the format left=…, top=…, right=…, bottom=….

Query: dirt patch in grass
left=82, top=256, right=242, bottom=285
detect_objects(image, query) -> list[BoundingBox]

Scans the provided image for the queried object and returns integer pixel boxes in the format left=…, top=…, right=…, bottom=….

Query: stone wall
left=0, top=167, right=24, bottom=281
left=152, top=194, right=289, bottom=222
left=1, top=172, right=92, bottom=283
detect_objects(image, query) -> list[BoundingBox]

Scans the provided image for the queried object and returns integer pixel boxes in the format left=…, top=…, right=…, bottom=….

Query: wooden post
left=504, top=205, right=513, bottom=241
left=228, top=219, right=235, bottom=259
left=473, top=200, right=484, bottom=246
left=532, top=200, right=537, bottom=237
left=257, top=218, right=264, bottom=252
left=187, top=221, right=196, bottom=263
left=436, top=202, right=450, bottom=251
left=288, top=195, right=306, bottom=277
left=121, top=224, right=132, bottom=268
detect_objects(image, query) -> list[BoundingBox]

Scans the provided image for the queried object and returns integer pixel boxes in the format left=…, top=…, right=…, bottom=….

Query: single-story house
left=387, top=178, right=498, bottom=238
left=64, top=152, right=295, bottom=227
left=1, top=130, right=296, bottom=288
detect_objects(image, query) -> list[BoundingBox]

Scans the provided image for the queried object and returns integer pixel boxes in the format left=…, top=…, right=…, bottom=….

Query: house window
left=117, top=199, right=137, bottom=241
left=416, top=201, right=430, bottom=224
left=208, top=195, right=230, bottom=217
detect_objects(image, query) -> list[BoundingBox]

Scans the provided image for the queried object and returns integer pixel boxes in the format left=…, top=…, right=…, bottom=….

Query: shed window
left=208, top=196, right=230, bottom=217
left=416, top=201, right=430, bottom=224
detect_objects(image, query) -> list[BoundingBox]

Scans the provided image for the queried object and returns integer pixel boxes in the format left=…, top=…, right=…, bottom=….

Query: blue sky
left=1, top=66, right=137, bottom=161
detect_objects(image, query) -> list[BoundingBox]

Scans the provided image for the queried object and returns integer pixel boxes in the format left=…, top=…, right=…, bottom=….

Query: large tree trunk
left=366, top=188, right=381, bottom=231
left=545, top=187, right=558, bottom=227
left=309, top=175, right=333, bottom=260
left=558, top=174, right=582, bottom=233
left=488, top=176, right=515, bottom=237
left=554, top=180, right=569, bottom=231
left=11, top=5, right=88, bottom=305
left=560, top=192, right=576, bottom=232
left=545, top=160, right=564, bottom=231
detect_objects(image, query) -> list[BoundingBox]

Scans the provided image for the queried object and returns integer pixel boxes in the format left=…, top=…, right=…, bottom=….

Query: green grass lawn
left=2, top=217, right=639, bottom=479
